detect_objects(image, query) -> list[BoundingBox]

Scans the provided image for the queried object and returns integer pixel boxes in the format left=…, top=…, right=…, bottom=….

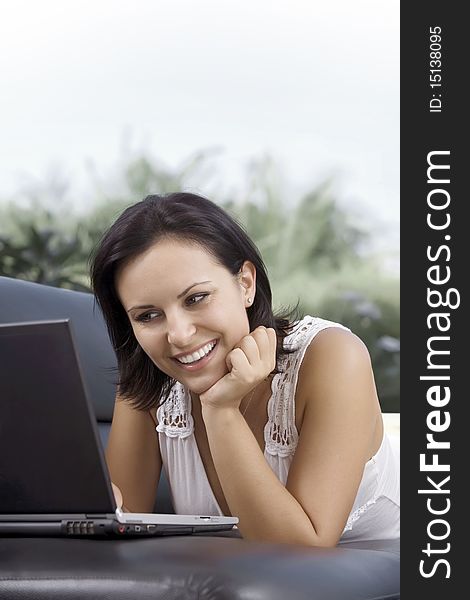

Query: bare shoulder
left=296, top=326, right=379, bottom=418
left=299, top=326, right=371, bottom=380
left=304, top=326, right=370, bottom=367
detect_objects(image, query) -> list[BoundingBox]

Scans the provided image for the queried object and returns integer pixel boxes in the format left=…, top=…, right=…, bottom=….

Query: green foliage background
left=0, top=153, right=399, bottom=411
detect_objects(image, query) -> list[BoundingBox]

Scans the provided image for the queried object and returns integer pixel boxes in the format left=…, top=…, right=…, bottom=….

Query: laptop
left=0, top=319, right=238, bottom=537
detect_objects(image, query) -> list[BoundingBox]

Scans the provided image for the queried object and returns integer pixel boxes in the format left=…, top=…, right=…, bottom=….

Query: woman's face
left=116, top=237, right=256, bottom=395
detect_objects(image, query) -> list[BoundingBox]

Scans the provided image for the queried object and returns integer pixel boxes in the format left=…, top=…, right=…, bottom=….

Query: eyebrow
left=126, top=281, right=212, bottom=313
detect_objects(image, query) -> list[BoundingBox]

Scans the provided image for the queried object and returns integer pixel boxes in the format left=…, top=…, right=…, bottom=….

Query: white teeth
left=177, top=341, right=216, bottom=364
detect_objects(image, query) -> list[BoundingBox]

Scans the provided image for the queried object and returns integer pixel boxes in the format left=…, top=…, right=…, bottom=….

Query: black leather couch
left=0, top=276, right=400, bottom=600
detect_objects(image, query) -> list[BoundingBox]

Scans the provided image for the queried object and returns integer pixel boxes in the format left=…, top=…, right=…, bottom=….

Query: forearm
left=202, top=407, right=324, bottom=546
left=106, top=400, right=160, bottom=512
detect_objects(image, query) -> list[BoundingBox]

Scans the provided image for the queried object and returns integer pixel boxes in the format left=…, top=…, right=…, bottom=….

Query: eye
left=135, top=310, right=161, bottom=323
left=186, top=293, right=208, bottom=306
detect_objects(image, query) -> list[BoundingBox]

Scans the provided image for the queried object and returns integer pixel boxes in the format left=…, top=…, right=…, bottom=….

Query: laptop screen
left=0, top=321, right=116, bottom=514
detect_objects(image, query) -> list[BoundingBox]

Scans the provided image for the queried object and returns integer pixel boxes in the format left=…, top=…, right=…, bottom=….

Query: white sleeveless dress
left=156, top=315, right=400, bottom=542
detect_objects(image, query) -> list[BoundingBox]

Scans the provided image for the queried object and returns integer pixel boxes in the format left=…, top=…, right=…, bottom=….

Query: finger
left=226, top=347, right=251, bottom=375
left=252, top=326, right=276, bottom=371
left=238, top=334, right=261, bottom=366
left=111, top=482, right=123, bottom=509
left=251, top=326, right=270, bottom=357
left=267, top=327, right=278, bottom=371
left=266, top=327, right=277, bottom=352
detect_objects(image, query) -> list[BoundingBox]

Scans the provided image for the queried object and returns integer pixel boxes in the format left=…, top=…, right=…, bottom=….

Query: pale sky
left=0, top=0, right=399, bottom=252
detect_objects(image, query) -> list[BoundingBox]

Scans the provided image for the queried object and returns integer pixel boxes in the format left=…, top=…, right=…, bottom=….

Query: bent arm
left=106, top=393, right=161, bottom=513
left=202, top=328, right=382, bottom=546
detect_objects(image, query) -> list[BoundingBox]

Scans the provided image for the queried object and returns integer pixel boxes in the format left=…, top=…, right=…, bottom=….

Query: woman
left=90, top=192, right=399, bottom=546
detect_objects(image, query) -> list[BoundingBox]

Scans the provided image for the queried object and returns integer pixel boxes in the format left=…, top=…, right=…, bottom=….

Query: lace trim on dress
left=264, top=318, right=309, bottom=457
left=264, top=363, right=297, bottom=457
left=343, top=497, right=378, bottom=532
left=156, top=383, right=193, bottom=439
left=265, top=316, right=347, bottom=457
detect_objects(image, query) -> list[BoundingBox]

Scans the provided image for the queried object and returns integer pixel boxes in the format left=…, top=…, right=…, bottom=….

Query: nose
left=166, top=311, right=197, bottom=348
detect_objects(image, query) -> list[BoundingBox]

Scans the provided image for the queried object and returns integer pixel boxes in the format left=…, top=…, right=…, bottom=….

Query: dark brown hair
left=90, top=193, right=299, bottom=410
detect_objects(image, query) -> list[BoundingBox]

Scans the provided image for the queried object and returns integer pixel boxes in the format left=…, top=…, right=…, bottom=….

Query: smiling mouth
left=174, top=340, right=218, bottom=365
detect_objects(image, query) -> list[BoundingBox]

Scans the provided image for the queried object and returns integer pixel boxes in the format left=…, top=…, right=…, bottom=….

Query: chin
left=163, top=351, right=229, bottom=396
left=185, top=364, right=228, bottom=396
left=183, top=375, right=219, bottom=396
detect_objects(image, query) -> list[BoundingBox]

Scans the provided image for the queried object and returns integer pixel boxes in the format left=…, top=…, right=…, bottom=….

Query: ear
left=238, top=261, right=256, bottom=307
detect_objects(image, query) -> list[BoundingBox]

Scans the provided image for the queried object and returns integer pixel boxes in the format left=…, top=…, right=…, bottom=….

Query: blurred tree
left=0, top=205, right=90, bottom=291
